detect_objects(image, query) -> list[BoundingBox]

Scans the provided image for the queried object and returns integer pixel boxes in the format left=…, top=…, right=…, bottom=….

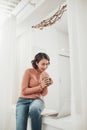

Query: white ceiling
left=0, top=0, right=21, bottom=24
left=0, top=0, right=45, bottom=16
left=0, top=0, right=21, bottom=15
left=0, top=0, right=68, bottom=34
left=0, top=0, right=45, bottom=25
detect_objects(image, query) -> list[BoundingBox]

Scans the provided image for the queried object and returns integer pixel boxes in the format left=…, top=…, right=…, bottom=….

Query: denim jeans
left=16, top=97, right=44, bottom=130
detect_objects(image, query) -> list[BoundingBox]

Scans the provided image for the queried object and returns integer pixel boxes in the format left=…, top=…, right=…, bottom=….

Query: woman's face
left=36, top=58, right=49, bottom=72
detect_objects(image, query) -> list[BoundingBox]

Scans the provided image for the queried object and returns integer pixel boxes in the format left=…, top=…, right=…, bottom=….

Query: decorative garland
left=32, top=4, right=67, bottom=30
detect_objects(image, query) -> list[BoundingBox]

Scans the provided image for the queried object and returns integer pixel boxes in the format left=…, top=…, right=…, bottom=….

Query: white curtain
left=67, top=0, right=87, bottom=130
left=0, top=15, right=17, bottom=130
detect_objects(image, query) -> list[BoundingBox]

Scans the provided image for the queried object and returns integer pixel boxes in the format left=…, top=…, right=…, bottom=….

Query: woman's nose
left=44, top=65, right=48, bottom=69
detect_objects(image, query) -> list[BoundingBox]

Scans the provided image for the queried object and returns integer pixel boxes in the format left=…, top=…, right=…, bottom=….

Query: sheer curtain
left=0, top=15, right=17, bottom=130
left=67, top=0, right=87, bottom=130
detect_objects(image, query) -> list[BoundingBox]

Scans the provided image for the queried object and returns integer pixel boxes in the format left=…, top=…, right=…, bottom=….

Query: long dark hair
left=31, top=52, right=50, bottom=69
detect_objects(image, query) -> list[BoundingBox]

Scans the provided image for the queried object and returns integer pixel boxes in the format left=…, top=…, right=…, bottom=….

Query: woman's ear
left=36, top=62, right=38, bottom=66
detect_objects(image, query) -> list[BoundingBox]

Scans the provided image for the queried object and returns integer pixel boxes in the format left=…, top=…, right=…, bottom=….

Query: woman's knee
left=29, top=106, right=41, bottom=117
left=29, top=99, right=44, bottom=117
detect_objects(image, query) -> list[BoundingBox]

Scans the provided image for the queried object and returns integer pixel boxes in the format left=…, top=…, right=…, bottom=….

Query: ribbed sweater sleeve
left=21, top=69, right=42, bottom=95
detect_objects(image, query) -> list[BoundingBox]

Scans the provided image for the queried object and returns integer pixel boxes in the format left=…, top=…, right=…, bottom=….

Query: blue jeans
left=16, top=98, right=44, bottom=130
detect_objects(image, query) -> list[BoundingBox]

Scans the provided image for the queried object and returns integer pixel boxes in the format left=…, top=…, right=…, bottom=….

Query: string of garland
left=32, top=4, right=67, bottom=30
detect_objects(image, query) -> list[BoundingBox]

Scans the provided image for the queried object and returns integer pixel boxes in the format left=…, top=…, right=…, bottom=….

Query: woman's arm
left=41, top=87, right=48, bottom=96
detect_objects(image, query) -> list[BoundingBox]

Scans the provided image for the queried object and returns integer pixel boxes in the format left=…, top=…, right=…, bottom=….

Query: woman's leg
left=29, top=98, right=44, bottom=130
left=16, top=98, right=29, bottom=130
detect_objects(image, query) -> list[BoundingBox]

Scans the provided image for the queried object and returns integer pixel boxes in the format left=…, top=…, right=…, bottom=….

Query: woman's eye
left=42, top=63, right=48, bottom=66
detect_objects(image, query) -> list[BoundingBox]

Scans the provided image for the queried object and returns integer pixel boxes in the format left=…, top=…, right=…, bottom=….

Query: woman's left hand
left=43, top=77, right=52, bottom=87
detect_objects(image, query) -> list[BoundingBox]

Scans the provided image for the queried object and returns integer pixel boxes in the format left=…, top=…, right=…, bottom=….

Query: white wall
left=0, top=15, right=16, bottom=130
left=16, top=29, right=32, bottom=98
left=67, top=0, right=87, bottom=129
left=17, top=26, right=70, bottom=112
left=30, top=27, right=70, bottom=112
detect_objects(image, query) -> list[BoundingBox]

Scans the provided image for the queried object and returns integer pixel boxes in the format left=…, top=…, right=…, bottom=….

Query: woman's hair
left=31, top=52, right=50, bottom=69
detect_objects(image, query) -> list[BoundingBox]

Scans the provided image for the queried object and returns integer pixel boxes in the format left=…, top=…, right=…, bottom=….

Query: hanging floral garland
left=32, top=4, right=67, bottom=30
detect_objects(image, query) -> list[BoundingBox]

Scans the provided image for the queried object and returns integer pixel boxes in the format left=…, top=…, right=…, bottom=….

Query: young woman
left=16, top=52, right=53, bottom=130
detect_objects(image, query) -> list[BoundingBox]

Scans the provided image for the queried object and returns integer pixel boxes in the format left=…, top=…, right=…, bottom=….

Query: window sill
left=42, top=116, right=72, bottom=130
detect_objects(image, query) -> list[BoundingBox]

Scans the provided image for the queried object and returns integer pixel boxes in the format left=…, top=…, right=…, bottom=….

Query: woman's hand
left=41, top=77, right=52, bottom=88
